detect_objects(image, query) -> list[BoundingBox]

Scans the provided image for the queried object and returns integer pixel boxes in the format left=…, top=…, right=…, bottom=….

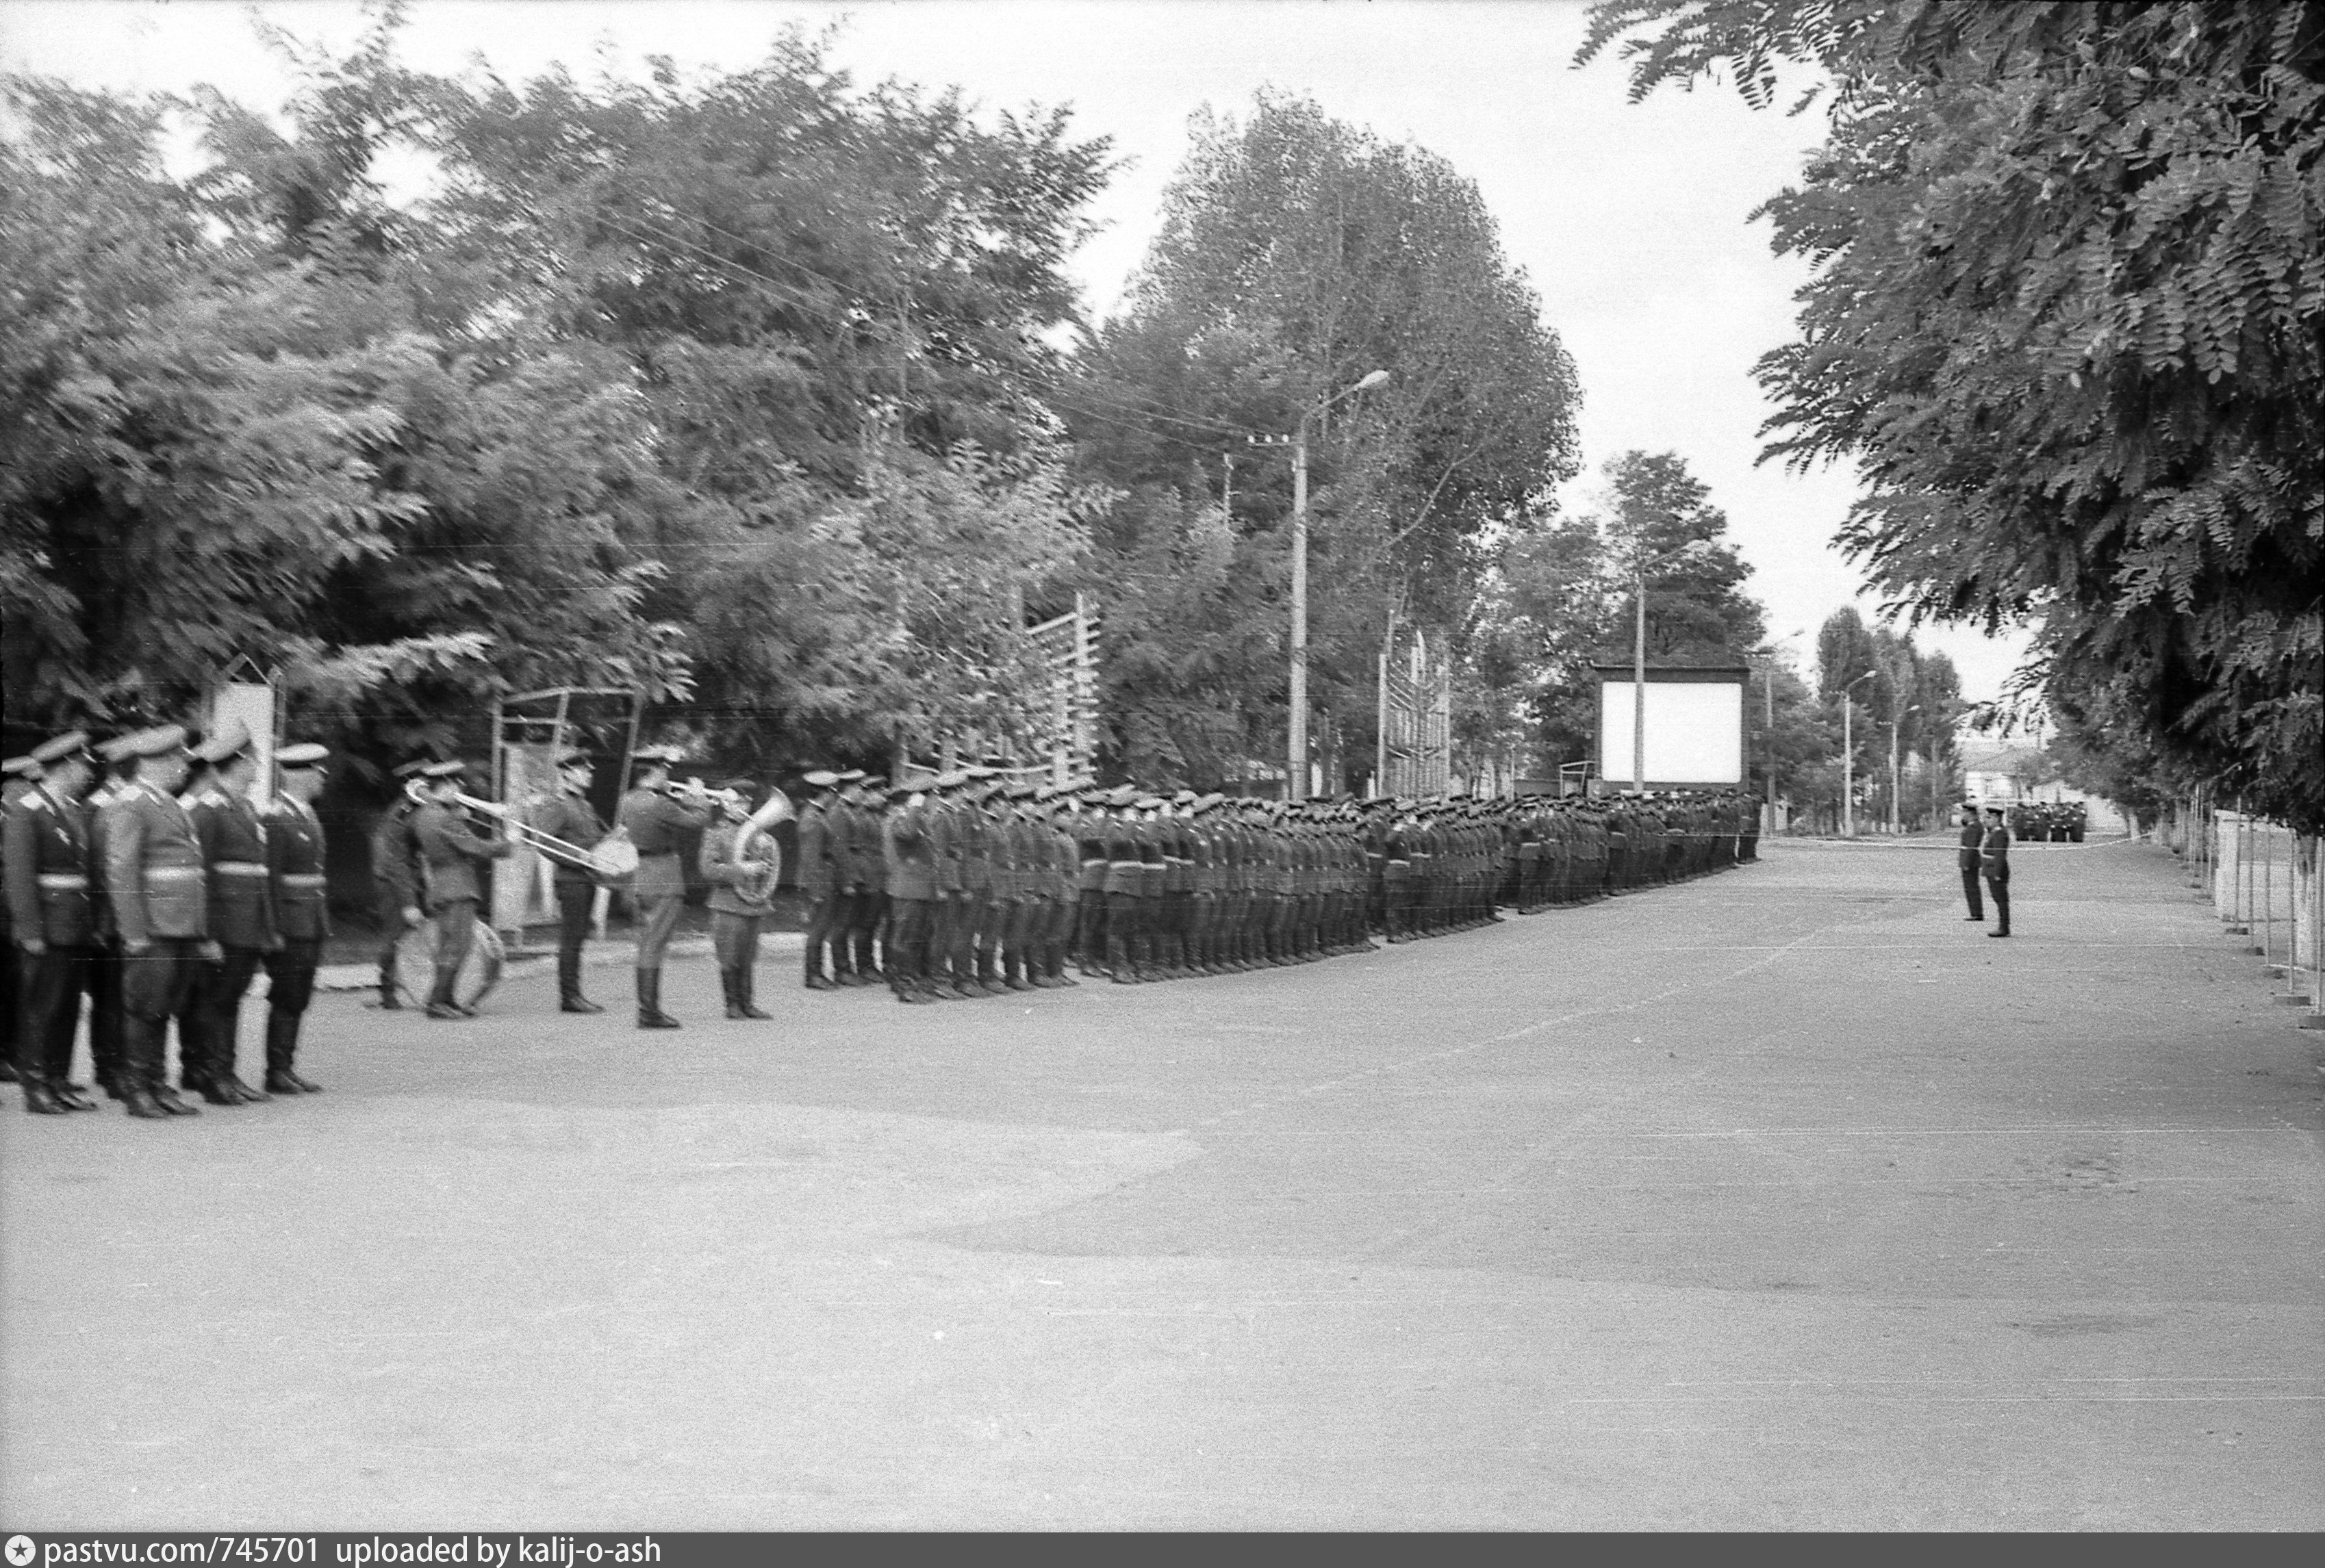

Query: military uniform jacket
left=796, top=801, right=837, bottom=901
left=839, top=801, right=882, bottom=892
left=263, top=794, right=331, bottom=942
left=5, top=785, right=97, bottom=947
left=188, top=783, right=277, bottom=950
left=530, top=791, right=610, bottom=886
left=1957, top=819, right=1983, bottom=871
left=371, top=801, right=423, bottom=903
left=700, top=819, right=777, bottom=916
left=883, top=804, right=937, bottom=901
left=1980, top=825, right=2011, bottom=879
left=618, top=787, right=709, bottom=899
left=1101, top=818, right=1144, bottom=896
left=103, top=781, right=208, bottom=945
left=1075, top=819, right=1109, bottom=890
left=410, top=800, right=511, bottom=909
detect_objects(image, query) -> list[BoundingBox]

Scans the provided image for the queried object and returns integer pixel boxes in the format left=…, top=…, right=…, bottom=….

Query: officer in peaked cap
left=618, top=743, right=713, bottom=1028
left=796, top=770, right=844, bottom=990
left=529, top=744, right=613, bottom=1014
left=372, top=758, right=435, bottom=1010
left=880, top=773, right=941, bottom=1003
left=99, top=725, right=207, bottom=1118
left=178, top=719, right=278, bottom=1104
left=837, top=773, right=887, bottom=986
left=256, top=743, right=332, bottom=1093
left=7, top=732, right=102, bottom=1111
left=409, top=758, right=512, bottom=1020
left=1, top=753, right=42, bottom=1090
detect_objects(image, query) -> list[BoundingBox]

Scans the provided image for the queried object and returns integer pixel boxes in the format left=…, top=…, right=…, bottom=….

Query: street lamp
left=1628, top=538, right=1716, bottom=796
left=1254, top=368, right=1390, bottom=801
left=1756, top=628, right=1805, bottom=827
left=1841, top=669, right=1876, bottom=836
left=1888, top=702, right=1922, bottom=834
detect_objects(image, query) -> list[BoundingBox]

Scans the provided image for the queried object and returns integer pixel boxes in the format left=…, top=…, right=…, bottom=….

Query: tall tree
left=1067, top=92, right=1582, bottom=788
left=1581, top=0, right=2325, bottom=831
left=1596, top=450, right=1767, bottom=661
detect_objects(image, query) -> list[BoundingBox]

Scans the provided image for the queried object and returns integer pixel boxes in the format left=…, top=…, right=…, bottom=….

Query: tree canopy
left=1581, top=0, right=2325, bottom=830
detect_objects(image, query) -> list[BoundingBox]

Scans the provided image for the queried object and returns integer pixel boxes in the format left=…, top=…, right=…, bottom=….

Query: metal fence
left=2168, top=793, right=2324, bottom=1028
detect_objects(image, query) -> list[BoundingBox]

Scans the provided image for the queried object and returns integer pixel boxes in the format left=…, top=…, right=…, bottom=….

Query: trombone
left=452, top=791, right=637, bottom=879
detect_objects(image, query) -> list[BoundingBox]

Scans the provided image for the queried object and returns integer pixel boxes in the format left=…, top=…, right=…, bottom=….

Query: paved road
left=4, top=837, right=2320, bottom=1529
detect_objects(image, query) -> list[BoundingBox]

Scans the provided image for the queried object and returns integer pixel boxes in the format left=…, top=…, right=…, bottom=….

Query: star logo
left=6, top=1535, right=36, bottom=1567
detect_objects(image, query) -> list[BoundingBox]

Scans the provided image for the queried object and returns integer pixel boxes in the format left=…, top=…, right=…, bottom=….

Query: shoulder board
left=24, top=794, right=49, bottom=812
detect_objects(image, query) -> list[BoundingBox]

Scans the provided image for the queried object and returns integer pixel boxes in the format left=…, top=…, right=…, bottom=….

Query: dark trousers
left=632, top=892, right=683, bottom=971
left=1076, top=888, right=1107, bottom=968
left=887, top=898, right=932, bottom=994
left=262, top=938, right=321, bottom=1074
left=850, top=888, right=887, bottom=976
left=1985, top=873, right=2010, bottom=934
left=711, top=911, right=761, bottom=971
left=1960, top=866, right=1984, bottom=919
left=187, top=945, right=263, bottom=1085
left=120, top=938, right=201, bottom=1088
left=17, top=945, right=94, bottom=1083
left=802, top=891, right=840, bottom=979
left=555, top=880, right=596, bottom=999
left=88, top=944, right=124, bottom=1087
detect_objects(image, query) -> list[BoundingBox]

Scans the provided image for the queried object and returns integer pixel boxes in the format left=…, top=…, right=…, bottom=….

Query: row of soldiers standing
left=785, top=770, right=1761, bottom=1005
left=4, top=722, right=331, bottom=1117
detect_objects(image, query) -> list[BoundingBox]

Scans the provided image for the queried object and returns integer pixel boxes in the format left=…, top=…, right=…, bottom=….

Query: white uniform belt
left=279, top=873, right=327, bottom=888
left=214, top=861, right=269, bottom=876
left=144, top=866, right=205, bottom=882
left=38, top=873, right=89, bottom=890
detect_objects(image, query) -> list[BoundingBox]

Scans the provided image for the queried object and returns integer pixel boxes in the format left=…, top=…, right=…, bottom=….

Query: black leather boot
left=736, top=966, right=772, bottom=1020
left=637, top=970, right=681, bottom=1029
left=722, top=967, right=747, bottom=1020
left=21, top=1070, right=68, bottom=1114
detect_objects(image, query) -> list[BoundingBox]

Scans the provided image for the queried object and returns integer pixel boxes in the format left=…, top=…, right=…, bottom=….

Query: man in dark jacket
left=370, top=760, right=429, bottom=1009
left=260, top=743, right=332, bottom=1092
left=181, top=720, right=277, bottom=1103
left=1981, top=806, right=2013, bottom=938
left=616, top=745, right=711, bottom=1029
left=1956, top=801, right=1985, bottom=921
left=529, top=745, right=612, bottom=1014
left=410, top=760, right=511, bottom=1020
left=6, top=733, right=101, bottom=1113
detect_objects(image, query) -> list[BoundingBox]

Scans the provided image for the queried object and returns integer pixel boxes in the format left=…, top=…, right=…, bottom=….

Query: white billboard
left=1598, top=678, right=1744, bottom=785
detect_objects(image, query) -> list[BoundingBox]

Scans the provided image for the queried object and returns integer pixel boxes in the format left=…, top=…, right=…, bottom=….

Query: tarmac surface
left=3, top=836, right=2320, bottom=1530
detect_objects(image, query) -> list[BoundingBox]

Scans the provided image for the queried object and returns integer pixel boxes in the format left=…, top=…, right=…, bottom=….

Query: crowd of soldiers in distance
left=787, top=769, right=1762, bottom=1005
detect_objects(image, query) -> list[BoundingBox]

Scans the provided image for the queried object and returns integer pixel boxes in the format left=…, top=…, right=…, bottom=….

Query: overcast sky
left=1, top=0, right=2035, bottom=702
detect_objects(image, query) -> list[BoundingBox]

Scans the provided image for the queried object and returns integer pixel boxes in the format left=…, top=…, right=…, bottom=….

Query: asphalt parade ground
left=4, top=836, right=2320, bottom=1530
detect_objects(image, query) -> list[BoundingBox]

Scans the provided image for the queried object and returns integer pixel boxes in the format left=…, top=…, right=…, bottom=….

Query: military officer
left=1981, top=805, right=2013, bottom=938
left=617, top=743, right=713, bottom=1029
left=101, top=725, right=207, bottom=1118
left=409, top=760, right=512, bottom=1020
left=8, top=734, right=102, bottom=1112
left=837, top=773, right=886, bottom=985
left=259, top=742, right=331, bottom=1093
left=529, top=745, right=611, bottom=1014
left=1955, top=801, right=1985, bottom=921
left=181, top=721, right=277, bottom=1104
left=880, top=777, right=939, bottom=1003
left=370, top=759, right=431, bottom=1008
left=699, top=779, right=778, bottom=1019
left=1, top=752, right=40, bottom=1090
left=81, top=732, right=141, bottom=1096
left=795, top=770, right=843, bottom=990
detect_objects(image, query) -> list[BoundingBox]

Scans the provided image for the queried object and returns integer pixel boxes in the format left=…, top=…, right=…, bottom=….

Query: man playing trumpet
left=699, top=780, right=778, bottom=1020
left=618, top=744, right=712, bottom=1029
left=529, top=745, right=611, bottom=1014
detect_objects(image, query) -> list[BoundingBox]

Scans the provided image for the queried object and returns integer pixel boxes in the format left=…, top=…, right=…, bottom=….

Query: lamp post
left=1842, top=669, right=1875, bottom=836
left=1256, top=369, right=1389, bottom=801
left=1628, top=539, right=1716, bottom=796
left=1756, top=628, right=1805, bottom=830
left=1889, top=702, right=1921, bottom=834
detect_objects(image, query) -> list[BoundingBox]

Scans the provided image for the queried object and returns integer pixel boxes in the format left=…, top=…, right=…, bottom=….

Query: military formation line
left=7, top=722, right=1762, bottom=1117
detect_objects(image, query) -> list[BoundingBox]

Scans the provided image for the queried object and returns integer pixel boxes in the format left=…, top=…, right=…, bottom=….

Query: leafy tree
left=1596, top=450, right=1767, bottom=662
left=1067, top=92, right=1581, bottom=788
left=1581, top=0, right=2325, bottom=831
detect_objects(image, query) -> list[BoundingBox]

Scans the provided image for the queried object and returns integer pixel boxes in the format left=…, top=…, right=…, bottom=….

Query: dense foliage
left=1581, top=0, right=2325, bottom=830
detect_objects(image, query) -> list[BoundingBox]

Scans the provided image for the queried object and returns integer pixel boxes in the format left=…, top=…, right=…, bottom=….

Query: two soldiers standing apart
left=618, top=744, right=712, bottom=1029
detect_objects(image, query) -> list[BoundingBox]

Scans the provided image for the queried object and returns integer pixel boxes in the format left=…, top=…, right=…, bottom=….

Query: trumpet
left=452, top=791, right=638, bottom=879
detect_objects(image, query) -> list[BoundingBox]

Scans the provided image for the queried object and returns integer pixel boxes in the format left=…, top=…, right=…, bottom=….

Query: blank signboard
left=1598, top=679, right=1744, bottom=785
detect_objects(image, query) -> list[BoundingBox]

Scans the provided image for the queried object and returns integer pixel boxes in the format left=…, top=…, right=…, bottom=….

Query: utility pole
left=1842, top=670, right=1875, bottom=836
